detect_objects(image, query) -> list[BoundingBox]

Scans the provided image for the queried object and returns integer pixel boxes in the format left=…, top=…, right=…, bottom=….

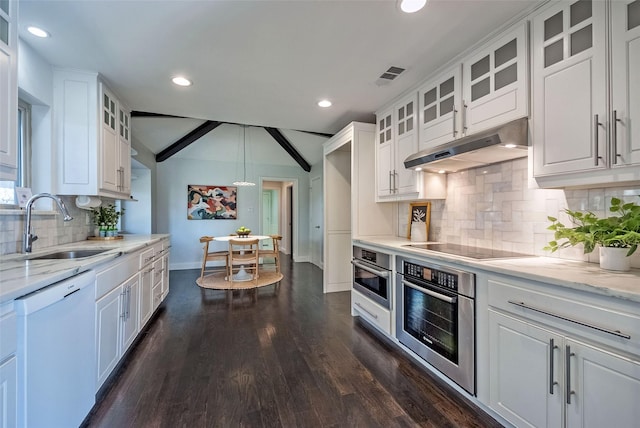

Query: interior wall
left=157, top=157, right=310, bottom=270
left=122, top=168, right=152, bottom=234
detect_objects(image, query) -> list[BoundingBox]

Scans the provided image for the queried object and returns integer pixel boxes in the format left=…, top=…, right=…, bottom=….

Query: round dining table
left=214, top=235, right=271, bottom=281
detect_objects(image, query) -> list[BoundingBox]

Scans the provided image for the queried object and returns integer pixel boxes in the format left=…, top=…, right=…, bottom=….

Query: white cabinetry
left=0, top=0, right=18, bottom=180
left=351, top=288, right=392, bottom=336
left=138, top=245, right=156, bottom=327
left=323, top=122, right=395, bottom=293
left=486, top=275, right=640, bottom=428
left=462, top=22, right=529, bottom=134
left=0, top=303, right=16, bottom=428
left=417, top=22, right=528, bottom=154
left=53, top=69, right=131, bottom=198
left=376, top=94, right=447, bottom=202
left=532, top=0, right=640, bottom=187
left=95, top=253, right=139, bottom=390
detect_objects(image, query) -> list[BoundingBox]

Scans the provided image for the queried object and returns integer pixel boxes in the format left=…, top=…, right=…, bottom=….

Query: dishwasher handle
left=15, top=270, right=96, bottom=316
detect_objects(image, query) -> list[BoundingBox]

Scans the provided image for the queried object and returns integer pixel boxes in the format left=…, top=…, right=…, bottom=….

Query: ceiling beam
left=131, top=111, right=190, bottom=119
left=155, top=121, right=222, bottom=162
left=293, top=129, right=334, bottom=138
left=264, top=127, right=312, bottom=172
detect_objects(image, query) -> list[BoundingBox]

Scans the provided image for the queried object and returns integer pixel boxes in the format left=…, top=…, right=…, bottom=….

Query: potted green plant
left=544, top=197, right=640, bottom=271
left=90, top=204, right=125, bottom=238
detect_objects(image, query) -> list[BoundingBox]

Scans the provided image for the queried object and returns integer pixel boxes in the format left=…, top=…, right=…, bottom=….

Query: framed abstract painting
left=188, top=185, right=237, bottom=220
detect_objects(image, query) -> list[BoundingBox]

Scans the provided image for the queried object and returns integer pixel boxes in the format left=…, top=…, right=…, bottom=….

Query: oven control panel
left=404, top=261, right=458, bottom=291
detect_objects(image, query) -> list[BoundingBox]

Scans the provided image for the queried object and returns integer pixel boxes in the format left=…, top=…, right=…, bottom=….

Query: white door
left=566, top=339, right=640, bottom=428
left=488, top=310, right=563, bottom=428
left=611, top=0, right=640, bottom=166
left=310, top=175, right=323, bottom=268
left=95, top=285, right=122, bottom=390
left=0, top=357, right=16, bottom=428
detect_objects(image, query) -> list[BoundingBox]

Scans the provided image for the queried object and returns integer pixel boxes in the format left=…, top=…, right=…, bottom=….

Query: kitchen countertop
left=354, top=237, right=640, bottom=304
left=0, top=234, right=169, bottom=304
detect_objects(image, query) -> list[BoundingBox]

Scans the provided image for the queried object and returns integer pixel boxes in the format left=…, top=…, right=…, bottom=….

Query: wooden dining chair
left=227, top=238, right=260, bottom=281
left=260, top=234, right=282, bottom=273
left=199, top=236, right=229, bottom=279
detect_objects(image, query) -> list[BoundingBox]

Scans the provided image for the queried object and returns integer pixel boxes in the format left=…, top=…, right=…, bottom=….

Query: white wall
left=157, top=157, right=311, bottom=270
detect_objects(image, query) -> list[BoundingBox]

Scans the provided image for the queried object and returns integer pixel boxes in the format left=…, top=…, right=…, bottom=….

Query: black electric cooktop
left=405, top=243, right=535, bottom=260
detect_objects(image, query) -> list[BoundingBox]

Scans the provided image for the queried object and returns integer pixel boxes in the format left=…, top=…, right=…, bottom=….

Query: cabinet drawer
left=0, top=303, right=16, bottom=361
left=352, top=289, right=391, bottom=335
left=488, top=277, right=640, bottom=356
left=139, top=247, right=155, bottom=269
left=152, top=283, right=162, bottom=310
left=152, top=258, right=163, bottom=286
left=96, top=253, right=138, bottom=300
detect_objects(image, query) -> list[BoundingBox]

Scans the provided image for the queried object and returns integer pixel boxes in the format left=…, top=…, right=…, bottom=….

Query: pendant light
left=233, top=125, right=255, bottom=186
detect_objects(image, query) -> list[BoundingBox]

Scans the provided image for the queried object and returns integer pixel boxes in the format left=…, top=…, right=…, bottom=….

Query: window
left=0, top=99, right=31, bottom=206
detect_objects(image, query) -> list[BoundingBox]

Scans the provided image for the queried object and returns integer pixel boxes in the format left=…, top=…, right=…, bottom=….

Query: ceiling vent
left=375, top=66, right=406, bottom=86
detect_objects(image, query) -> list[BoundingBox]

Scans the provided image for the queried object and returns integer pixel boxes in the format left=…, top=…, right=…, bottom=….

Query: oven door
left=351, top=259, right=390, bottom=309
left=396, top=273, right=475, bottom=394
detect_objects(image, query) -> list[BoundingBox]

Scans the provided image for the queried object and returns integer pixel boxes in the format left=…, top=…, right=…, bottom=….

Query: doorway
left=261, top=178, right=296, bottom=259
left=310, top=175, right=323, bottom=269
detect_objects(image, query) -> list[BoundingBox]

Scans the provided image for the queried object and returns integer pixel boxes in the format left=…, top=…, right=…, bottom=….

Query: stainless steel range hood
left=404, top=117, right=529, bottom=173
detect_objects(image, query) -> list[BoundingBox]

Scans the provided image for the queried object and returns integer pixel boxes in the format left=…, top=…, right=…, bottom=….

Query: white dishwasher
left=16, top=270, right=97, bottom=428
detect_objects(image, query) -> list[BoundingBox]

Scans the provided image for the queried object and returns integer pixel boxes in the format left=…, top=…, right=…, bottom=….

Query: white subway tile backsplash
left=398, top=157, right=640, bottom=263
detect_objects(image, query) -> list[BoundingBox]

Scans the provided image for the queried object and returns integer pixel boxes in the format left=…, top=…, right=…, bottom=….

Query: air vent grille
left=375, top=66, right=406, bottom=86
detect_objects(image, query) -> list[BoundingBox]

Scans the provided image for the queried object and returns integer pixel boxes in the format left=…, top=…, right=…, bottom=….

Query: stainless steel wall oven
left=351, top=246, right=391, bottom=309
left=396, top=255, right=476, bottom=394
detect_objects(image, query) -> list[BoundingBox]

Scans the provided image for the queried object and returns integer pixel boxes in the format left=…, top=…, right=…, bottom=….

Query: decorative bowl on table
left=236, top=228, right=251, bottom=237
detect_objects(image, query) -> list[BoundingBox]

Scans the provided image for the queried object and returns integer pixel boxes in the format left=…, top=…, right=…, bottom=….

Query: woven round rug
left=196, top=271, right=283, bottom=290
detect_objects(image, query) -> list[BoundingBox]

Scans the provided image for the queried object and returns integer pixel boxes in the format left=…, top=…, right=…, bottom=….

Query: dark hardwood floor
left=83, top=256, right=502, bottom=428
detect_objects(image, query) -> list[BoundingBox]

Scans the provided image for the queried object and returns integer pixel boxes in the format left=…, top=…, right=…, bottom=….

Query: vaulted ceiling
left=18, top=0, right=541, bottom=167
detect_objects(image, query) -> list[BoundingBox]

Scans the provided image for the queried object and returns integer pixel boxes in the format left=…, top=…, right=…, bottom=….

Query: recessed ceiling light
left=504, top=143, right=517, bottom=148
left=172, top=76, right=192, bottom=87
left=415, top=167, right=422, bottom=171
left=318, top=100, right=332, bottom=108
left=27, top=26, right=50, bottom=38
left=399, top=0, right=427, bottom=13
left=438, top=170, right=446, bottom=174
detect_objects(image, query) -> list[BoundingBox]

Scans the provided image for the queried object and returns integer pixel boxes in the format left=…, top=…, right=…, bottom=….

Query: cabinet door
left=100, top=87, right=119, bottom=192
left=376, top=109, right=394, bottom=198
left=419, top=65, right=462, bottom=151
left=0, top=0, right=17, bottom=181
left=0, top=356, right=16, bottom=428
left=488, top=310, right=563, bottom=428
left=120, top=274, right=140, bottom=354
left=463, top=23, right=528, bottom=134
left=566, top=339, right=640, bottom=428
left=162, top=254, right=170, bottom=299
left=394, top=94, right=418, bottom=195
left=611, top=0, right=640, bottom=166
left=532, top=0, right=608, bottom=176
left=139, top=265, right=154, bottom=328
left=95, top=285, right=122, bottom=389
left=118, top=107, right=132, bottom=194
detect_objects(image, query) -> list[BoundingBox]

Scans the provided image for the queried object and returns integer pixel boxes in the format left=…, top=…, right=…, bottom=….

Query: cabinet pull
left=388, top=171, right=392, bottom=194
left=394, top=170, right=399, bottom=193
left=120, top=290, right=127, bottom=318
left=594, top=114, right=604, bottom=166
left=508, top=300, right=631, bottom=339
left=354, top=302, right=378, bottom=320
left=549, top=338, right=558, bottom=394
left=566, top=345, right=575, bottom=405
left=462, top=101, right=468, bottom=133
left=452, top=105, right=458, bottom=137
left=613, top=110, right=622, bottom=164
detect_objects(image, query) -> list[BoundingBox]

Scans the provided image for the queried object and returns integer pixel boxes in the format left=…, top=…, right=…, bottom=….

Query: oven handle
left=402, top=279, right=456, bottom=304
left=351, top=260, right=390, bottom=278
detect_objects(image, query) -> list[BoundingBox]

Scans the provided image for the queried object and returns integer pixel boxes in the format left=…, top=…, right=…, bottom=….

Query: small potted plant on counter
left=544, top=197, right=640, bottom=271
left=90, top=204, right=125, bottom=238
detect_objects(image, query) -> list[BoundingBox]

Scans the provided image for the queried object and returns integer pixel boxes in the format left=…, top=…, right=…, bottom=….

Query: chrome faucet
left=23, top=193, right=73, bottom=253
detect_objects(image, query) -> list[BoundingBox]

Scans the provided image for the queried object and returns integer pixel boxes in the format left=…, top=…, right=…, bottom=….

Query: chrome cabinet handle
left=452, top=105, right=458, bottom=137
left=508, top=300, right=631, bottom=339
left=351, top=259, right=390, bottom=278
left=549, top=339, right=558, bottom=394
left=354, top=302, right=379, bottom=320
left=403, top=279, right=456, bottom=303
left=566, top=345, right=575, bottom=405
left=388, top=171, right=392, bottom=194
left=613, top=110, right=622, bottom=164
left=594, top=114, right=604, bottom=166
left=120, top=290, right=127, bottom=318
left=394, top=170, right=399, bottom=193
left=462, top=100, right=468, bottom=133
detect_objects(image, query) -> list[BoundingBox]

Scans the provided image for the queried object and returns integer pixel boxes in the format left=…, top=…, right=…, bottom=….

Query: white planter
left=599, top=247, right=631, bottom=272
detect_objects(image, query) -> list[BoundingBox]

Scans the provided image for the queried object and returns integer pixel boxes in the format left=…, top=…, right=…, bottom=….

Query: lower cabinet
left=95, top=273, right=139, bottom=390
left=351, top=289, right=392, bottom=336
left=139, top=263, right=154, bottom=327
left=0, top=357, right=17, bottom=428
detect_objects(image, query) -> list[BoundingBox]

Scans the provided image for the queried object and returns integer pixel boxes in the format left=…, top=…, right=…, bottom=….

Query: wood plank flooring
left=83, top=256, right=502, bottom=428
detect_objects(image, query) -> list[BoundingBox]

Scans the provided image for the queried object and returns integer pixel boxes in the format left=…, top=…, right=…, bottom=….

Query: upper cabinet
left=418, top=23, right=528, bottom=154
left=532, top=0, right=640, bottom=187
left=462, top=22, right=529, bottom=134
left=376, top=93, right=447, bottom=202
left=0, top=0, right=18, bottom=181
left=53, top=69, right=131, bottom=198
